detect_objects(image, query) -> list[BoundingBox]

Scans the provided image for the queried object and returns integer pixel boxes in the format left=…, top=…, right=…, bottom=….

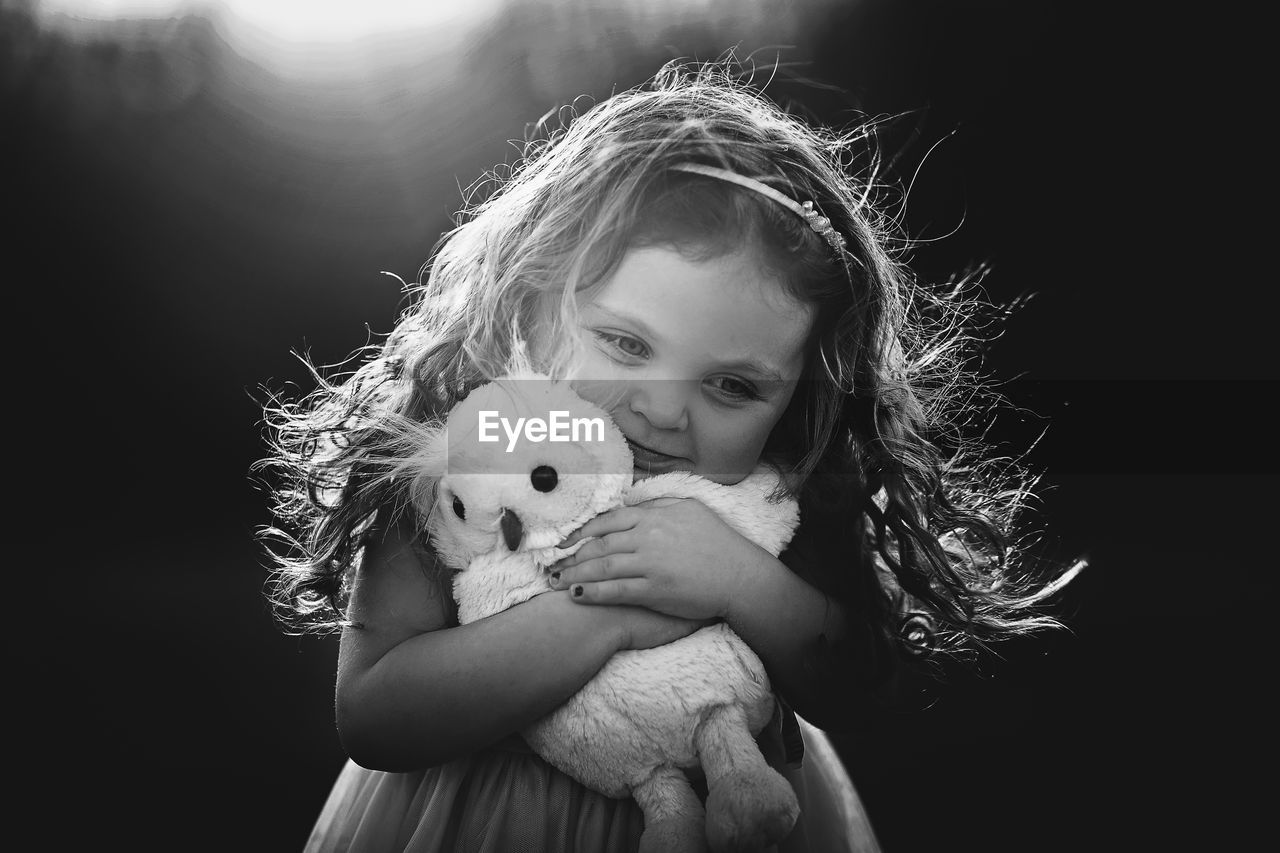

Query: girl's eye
left=709, top=376, right=761, bottom=402
left=594, top=330, right=649, bottom=360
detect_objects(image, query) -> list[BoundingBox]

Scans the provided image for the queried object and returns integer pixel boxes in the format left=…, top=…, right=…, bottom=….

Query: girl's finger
left=551, top=553, right=642, bottom=588
left=557, top=507, right=643, bottom=548
left=555, top=532, right=637, bottom=567
left=569, top=577, right=648, bottom=606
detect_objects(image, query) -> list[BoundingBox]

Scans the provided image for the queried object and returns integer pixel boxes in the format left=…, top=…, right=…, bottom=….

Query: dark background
left=5, top=1, right=1259, bottom=850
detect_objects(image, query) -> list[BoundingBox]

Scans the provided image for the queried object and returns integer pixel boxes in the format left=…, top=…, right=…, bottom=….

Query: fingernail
left=572, top=585, right=583, bottom=598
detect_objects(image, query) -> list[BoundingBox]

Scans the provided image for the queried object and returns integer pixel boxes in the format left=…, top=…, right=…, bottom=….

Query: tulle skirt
left=304, top=718, right=880, bottom=853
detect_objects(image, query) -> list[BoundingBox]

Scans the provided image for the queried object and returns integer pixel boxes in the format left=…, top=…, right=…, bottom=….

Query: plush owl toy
left=413, top=374, right=802, bottom=853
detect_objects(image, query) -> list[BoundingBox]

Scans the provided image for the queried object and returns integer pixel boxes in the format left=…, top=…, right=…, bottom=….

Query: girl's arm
left=720, top=548, right=864, bottom=729
left=336, top=521, right=706, bottom=772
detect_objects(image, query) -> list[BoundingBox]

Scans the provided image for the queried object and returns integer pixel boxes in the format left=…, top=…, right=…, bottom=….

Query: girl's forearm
left=726, top=551, right=860, bottom=730
left=337, top=591, right=625, bottom=772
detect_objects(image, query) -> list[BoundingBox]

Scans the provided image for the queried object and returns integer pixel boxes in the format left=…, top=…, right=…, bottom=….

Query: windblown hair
left=258, top=59, right=1076, bottom=680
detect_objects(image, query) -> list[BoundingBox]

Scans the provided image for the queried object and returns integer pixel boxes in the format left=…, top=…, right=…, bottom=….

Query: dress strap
left=776, top=697, right=806, bottom=769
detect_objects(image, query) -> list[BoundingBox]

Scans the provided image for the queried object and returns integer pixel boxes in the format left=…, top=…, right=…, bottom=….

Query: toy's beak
left=500, top=508, right=523, bottom=551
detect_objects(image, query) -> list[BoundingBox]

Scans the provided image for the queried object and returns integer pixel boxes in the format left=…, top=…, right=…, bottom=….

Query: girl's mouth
left=626, top=438, right=685, bottom=472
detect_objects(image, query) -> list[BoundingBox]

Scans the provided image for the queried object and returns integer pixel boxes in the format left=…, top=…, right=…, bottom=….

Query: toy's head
left=422, top=376, right=633, bottom=571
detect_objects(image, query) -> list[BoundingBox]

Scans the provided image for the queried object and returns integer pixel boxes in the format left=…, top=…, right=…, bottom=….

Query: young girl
left=262, top=60, right=1073, bottom=853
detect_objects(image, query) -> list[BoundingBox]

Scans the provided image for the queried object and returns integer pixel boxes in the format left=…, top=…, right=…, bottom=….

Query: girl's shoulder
left=351, top=515, right=459, bottom=629
left=780, top=489, right=872, bottom=590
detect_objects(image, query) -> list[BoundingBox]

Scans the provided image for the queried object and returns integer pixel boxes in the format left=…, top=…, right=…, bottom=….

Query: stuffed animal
left=414, top=375, right=802, bottom=853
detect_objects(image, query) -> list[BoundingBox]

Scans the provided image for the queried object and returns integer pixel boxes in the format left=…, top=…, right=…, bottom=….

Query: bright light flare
left=33, top=0, right=198, bottom=22
left=218, top=0, right=489, bottom=44
left=33, top=0, right=498, bottom=42
left=32, top=0, right=503, bottom=81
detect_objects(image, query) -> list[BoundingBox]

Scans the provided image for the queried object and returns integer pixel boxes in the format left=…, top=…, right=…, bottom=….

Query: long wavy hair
left=257, top=59, right=1077, bottom=680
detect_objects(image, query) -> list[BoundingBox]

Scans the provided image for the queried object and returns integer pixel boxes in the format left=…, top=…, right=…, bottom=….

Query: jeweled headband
left=669, top=162, right=848, bottom=254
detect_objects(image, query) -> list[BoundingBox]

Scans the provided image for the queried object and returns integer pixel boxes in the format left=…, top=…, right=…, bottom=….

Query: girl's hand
left=549, top=497, right=768, bottom=622
left=614, top=605, right=711, bottom=651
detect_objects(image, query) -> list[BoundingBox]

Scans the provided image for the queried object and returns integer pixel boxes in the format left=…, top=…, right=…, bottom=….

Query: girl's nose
left=627, top=381, right=690, bottom=431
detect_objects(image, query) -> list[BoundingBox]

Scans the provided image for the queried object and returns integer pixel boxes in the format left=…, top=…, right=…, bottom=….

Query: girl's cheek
left=565, top=342, right=613, bottom=382
left=570, top=377, right=629, bottom=415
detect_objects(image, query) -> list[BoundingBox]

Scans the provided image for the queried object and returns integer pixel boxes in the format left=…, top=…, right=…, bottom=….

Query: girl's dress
left=306, top=507, right=886, bottom=852
left=304, top=708, right=881, bottom=853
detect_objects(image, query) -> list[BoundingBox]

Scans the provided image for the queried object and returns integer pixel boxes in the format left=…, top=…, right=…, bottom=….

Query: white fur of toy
left=418, top=376, right=802, bottom=853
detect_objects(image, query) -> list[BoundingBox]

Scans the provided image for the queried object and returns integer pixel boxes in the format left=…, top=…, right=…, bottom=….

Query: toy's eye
left=452, top=495, right=466, bottom=520
left=531, top=465, right=558, bottom=493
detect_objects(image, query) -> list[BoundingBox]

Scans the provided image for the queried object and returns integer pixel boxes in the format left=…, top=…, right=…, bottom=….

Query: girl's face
left=568, top=245, right=813, bottom=485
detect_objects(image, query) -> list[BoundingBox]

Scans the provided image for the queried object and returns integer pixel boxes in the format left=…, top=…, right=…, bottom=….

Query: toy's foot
left=639, top=815, right=709, bottom=853
left=634, top=765, right=707, bottom=853
left=705, top=767, right=800, bottom=853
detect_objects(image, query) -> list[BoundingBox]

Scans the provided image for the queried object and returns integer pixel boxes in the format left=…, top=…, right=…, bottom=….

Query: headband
left=669, top=162, right=848, bottom=254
